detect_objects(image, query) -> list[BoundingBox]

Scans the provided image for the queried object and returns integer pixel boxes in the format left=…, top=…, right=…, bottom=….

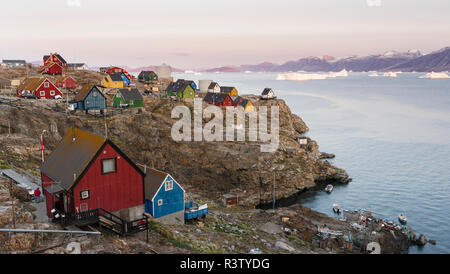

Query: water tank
left=199, top=80, right=212, bottom=93
left=156, top=65, right=172, bottom=79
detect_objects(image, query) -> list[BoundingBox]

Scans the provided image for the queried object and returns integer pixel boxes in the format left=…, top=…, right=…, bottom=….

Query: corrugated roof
left=220, top=86, right=235, bottom=93
left=40, top=127, right=106, bottom=191
left=262, top=88, right=273, bottom=95
left=109, top=72, right=124, bottom=82
left=144, top=168, right=168, bottom=200
left=118, top=88, right=143, bottom=101
left=2, top=60, right=26, bottom=64
left=17, top=77, right=45, bottom=91
left=203, top=92, right=229, bottom=103
left=74, top=85, right=103, bottom=101
left=231, top=96, right=242, bottom=105
left=208, top=82, right=219, bottom=89
left=44, top=54, right=67, bottom=64
left=239, top=99, right=250, bottom=107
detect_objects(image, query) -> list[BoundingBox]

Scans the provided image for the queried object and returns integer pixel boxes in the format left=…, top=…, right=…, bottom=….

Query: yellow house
left=220, top=86, right=238, bottom=97
left=101, top=73, right=124, bottom=88
left=239, top=99, right=254, bottom=112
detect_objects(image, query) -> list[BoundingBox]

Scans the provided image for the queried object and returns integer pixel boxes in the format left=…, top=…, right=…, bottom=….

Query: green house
left=165, top=79, right=195, bottom=99
left=138, top=71, right=158, bottom=82
left=113, top=88, right=144, bottom=108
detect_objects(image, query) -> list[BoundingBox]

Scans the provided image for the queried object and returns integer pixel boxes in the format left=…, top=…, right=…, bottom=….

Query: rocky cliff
left=0, top=95, right=350, bottom=207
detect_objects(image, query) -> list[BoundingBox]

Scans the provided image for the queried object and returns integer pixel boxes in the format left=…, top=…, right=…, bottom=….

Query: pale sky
left=1, top=0, right=450, bottom=69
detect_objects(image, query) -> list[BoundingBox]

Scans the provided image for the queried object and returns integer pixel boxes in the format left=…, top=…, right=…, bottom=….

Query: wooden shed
left=223, top=194, right=238, bottom=207
left=73, top=85, right=106, bottom=112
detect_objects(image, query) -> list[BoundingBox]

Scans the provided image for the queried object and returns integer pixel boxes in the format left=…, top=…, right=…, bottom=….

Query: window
left=165, top=180, right=173, bottom=191
left=40, top=91, right=45, bottom=96
left=93, top=91, right=98, bottom=97
left=158, top=199, right=163, bottom=206
left=50, top=90, right=55, bottom=96
left=102, top=158, right=116, bottom=174
left=44, top=82, right=49, bottom=88
left=80, top=190, right=90, bottom=200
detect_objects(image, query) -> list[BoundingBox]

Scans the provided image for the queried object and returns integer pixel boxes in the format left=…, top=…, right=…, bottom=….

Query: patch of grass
left=288, top=234, right=306, bottom=247
left=0, top=159, right=11, bottom=169
left=167, top=237, right=191, bottom=249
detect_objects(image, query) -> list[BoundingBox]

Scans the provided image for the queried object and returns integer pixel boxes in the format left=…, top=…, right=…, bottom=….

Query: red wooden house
left=16, top=77, right=63, bottom=99
left=40, top=128, right=145, bottom=223
left=203, top=92, right=233, bottom=107
left=41, top=62, right=63, bottom=75
left=107, top=66, right=134, bottom=80
left=56, top=76, right=77, bottom=89
left=43, top=53, right=67, bottom=67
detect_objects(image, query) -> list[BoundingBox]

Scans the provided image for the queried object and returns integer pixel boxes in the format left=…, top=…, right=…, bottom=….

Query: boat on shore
left=333, top=203, right=342, bottom=214
left=325, top=184, right=333, bottom=193
left=398, top=214, right=407, bottom=225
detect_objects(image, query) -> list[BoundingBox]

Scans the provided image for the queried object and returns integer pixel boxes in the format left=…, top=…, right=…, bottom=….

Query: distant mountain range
left=199, top=47, right=450, bottom=73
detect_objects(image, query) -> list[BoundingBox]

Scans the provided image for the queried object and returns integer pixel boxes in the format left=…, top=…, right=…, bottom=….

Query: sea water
left=173, top=71, right=450, bottom=253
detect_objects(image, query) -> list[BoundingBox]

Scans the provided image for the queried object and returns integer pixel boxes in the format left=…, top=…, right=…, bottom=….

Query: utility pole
left=40, top=130, right=47, bottom=163
left=272, top=169, right=276, bottom=210
left=104, top=109, right=108, bottom=139
left=9, top=178, right=16, bottom=229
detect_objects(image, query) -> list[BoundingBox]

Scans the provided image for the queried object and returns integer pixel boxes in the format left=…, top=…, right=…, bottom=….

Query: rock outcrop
left=0, top=96, right=351, bottom=206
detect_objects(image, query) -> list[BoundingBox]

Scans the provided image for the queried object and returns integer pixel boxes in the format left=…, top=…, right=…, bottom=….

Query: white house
left=68, top=63, right=89, bottom=70
left=2, top=60, right=26, bottom=68
left=208, top=82, right=221, bottom=93
left=261, top=88, right=276, bottom=99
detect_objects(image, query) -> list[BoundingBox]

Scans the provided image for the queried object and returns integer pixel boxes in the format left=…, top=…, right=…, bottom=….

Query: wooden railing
left=59, top=208, right=149, bottom=236
left=60, top=209, right=100, bottom=227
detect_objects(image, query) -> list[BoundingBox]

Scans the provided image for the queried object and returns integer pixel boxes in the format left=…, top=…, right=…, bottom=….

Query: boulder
left=275, top=241, right=295, bottom=252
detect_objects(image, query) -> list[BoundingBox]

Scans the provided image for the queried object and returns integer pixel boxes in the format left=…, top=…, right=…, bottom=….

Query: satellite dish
left=367, top=242, right=381, bottom=254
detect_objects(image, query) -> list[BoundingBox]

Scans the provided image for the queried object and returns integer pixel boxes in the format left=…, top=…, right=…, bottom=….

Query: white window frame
left=40, top=90, right=45, bottom=97
left=50, top=90, right=55, bottom=96
left=158, top=199, right=163, bottom=206
left=80, top=190, right=90, bottom=200
left=165, top=180, right=173, bottom=191
left=44, top=82, right=49, bottom=88
left=102, top=158, right=116, bottom=174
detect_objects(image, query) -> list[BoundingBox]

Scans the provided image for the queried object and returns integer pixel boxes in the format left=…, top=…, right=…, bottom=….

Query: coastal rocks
left=417, top=234, right=427, bottom=246
left=319, top=152, right=335, bottom=159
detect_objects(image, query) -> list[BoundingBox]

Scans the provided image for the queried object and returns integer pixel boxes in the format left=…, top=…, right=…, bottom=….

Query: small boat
left=333, top=203, right=342, bottom=214
left=325, top=184, right=333, bottom=193
left=398, top=214, right=407, bottom=225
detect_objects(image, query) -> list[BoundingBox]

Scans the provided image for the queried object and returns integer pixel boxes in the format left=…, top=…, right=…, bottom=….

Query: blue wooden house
left=144, top=168, right=185, bottom=224
left=72, top=85, right=106, bottom=112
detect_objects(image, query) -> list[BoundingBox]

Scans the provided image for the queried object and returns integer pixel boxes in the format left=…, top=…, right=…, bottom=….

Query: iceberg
left=424, top=72, right=450, bottom=79
left=383, top=72, right=400, bottom=77
left=276, top=69, right=348, bottom=81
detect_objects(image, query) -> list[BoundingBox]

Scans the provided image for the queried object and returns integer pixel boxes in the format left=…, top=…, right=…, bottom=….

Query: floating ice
left=383, top=72, right=400, bottom=78
left=276, top=69, right=348, bottom=81
left=424, top=72, right=450, bottom=79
